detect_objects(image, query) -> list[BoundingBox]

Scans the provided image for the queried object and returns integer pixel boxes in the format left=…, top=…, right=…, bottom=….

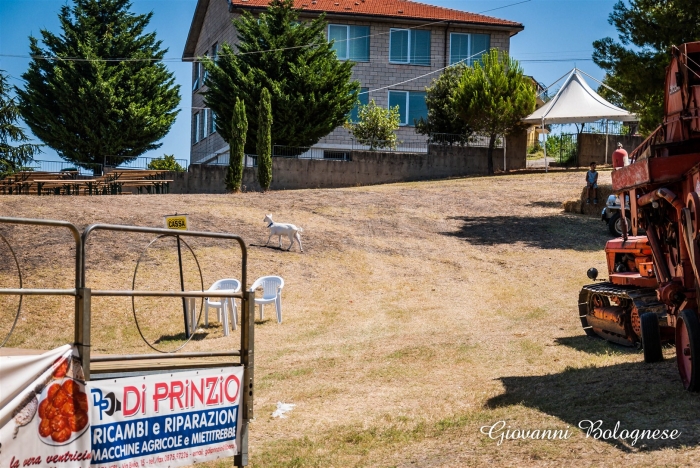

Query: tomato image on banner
left=0, top=346, right=92, bottom=468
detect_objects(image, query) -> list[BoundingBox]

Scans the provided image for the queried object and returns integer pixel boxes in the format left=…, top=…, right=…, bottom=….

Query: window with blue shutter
left=470, top=34, right=490, bottom=65
left=388, top=91, right=407, bottom=125
left=390, top=29, right=431, bottom=66
left=329, top=25, right=370, bottom=62
left=411, top=30, right=431, bottom=66
left=193, top=112, right=200, bottom=143
left=349, top=88, right=370, bottom=123
left=192, top=62, right=200, bottom=91
left=450, top=33, right=490, bottom=65
left=408, top=92, right=428, bottom=125
left=388, top=91, right=427, bottom=126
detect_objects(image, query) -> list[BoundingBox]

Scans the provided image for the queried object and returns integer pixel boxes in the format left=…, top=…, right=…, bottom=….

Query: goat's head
left=263, top=214, right=273, bottom=224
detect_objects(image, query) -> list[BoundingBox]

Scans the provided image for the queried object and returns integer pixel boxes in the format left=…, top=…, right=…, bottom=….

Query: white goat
left=264, top=214, right=303, bottom=252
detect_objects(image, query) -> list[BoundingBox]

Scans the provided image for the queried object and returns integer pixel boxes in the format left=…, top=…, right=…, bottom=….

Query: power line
left=0, top=0, right=531, bottom=63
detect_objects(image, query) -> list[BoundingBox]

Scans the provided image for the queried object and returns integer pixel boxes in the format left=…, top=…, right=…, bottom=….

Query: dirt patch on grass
left=4, top=170, right=700, bottom=466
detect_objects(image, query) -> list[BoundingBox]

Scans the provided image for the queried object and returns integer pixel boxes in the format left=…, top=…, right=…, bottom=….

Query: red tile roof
left=229, top=0, right=522, bottom=28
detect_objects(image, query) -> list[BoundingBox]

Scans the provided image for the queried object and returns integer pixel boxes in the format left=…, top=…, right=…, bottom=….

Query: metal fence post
left=75, top=287, right=91, bottom=381
left=235, top=289, right=255, bottom=467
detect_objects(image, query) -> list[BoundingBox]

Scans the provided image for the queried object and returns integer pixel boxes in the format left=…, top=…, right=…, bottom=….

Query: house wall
left=169, top=132, right=525, bottom=193
left=188, top=0, right=514, bottom=163
left=577, top=134, right=644, bottom=167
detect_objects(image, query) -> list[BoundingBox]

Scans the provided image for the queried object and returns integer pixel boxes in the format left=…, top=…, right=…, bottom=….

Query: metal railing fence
left=272, top=146, right=351, bottom=160
left=429, top=133, right=504, bottom=148
left=27, top=160, right=103, bottom=176
left=580, top=120, right=636, bottom=136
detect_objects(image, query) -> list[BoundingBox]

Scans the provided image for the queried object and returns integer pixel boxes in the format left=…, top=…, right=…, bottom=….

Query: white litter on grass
left=272, top=402, right=296, bottom=418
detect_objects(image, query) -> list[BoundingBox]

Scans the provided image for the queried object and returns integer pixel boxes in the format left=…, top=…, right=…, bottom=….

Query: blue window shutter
left=390, top=30, right=409, bottom=63
left=408, top=92, right=428, bottom=126
left=411, top=30, right=431, bottom=66
left=388, top=91, right=407, bottom=125
left=450, top=33, right=469, bottom=65
left=192, top=62, right=200, bottom=91
left=329, top=25, right=348, bottom=59
left=349, top=26, right=370, bottom=61
left=349, top=88, right=369, bottom=123
left=470, top=34, right=490, bottom=66
left=193, top=113, right=200, bottom=143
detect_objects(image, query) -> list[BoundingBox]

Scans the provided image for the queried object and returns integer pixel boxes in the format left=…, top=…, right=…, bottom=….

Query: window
left=212, top=42, right=218, bottom=62
left=203, top=50, right=209, bottom=82
left=193, top=112, right=200, bottom=143
left=349, top=88, right=369, bottom=123
left=202, top=109, right=208, bottom=138
left=388, top=91, right=427, bottom=126
left=449, top=33, right=490, bottom=65
left=328, top=25, right=370, bottom=62
left=192, top=62, right=201, bottom=91
left=389, top=29, right=430, bottom=66
left=210, top=110, right=217, bottom=134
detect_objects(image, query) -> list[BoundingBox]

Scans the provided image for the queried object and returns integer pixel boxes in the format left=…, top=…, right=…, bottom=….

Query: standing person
left=586, top=162, right=599, bottom=205
left=612, top=142, right=628, bottom=169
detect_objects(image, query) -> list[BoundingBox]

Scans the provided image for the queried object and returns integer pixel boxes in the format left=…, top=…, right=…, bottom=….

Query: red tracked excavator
left=578, top=42, right=700, bottom=391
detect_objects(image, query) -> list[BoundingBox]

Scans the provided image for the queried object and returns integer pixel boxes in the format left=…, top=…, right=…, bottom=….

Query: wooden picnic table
left=1, top=171, right=81, bottom=195
left=33, top=178, right=103, bottom=196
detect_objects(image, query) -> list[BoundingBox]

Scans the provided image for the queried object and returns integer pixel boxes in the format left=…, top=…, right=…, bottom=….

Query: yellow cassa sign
left=164, top=215, right=188, bottom=230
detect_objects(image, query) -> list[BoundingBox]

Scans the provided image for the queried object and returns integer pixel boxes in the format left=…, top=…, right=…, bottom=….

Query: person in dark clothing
left=586, top=162, right=598, bottom=204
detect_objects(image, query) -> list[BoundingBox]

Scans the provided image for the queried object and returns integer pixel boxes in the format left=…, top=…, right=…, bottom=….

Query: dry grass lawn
left=2, top=170, right=700, bottom=467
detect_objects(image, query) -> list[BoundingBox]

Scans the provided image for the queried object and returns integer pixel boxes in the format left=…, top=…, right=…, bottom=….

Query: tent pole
left=605, top=120, right=609, bottom=165
left=543, top=118, right=547, bottom=173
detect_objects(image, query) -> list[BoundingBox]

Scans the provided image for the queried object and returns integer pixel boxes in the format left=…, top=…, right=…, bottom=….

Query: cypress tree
left=257, top=88, right=273, bottom=191
left=226, top=98, right=247, bottom=192
left=202, top=0, right=359, bottom=153
left=16, top=0, right=180, bottom=170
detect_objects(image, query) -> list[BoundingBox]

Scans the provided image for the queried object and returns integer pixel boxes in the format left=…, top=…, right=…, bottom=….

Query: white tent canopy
left=522, top=69, right=637, bottom=124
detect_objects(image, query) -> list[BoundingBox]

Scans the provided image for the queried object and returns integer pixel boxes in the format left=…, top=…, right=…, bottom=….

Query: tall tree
left=226, top=98, right=247, bottom=193
left=0, top=72, right=41, bottom=177
left=17, top=0, right=180, bottom=170
left=415, top=63, right=472, bottom=143
left=257, top=88, right=273, bottom=191
left=203, top=0, right=359, bottom=154
left=453, top=49, right=535, bottom=175
left=593, top=1, right=700, bottom=134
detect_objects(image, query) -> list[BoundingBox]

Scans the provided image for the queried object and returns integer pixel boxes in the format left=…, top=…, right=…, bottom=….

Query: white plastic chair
left=250, top=276, right=284, bottom=323
left=204, top=279, right=242, bottom=335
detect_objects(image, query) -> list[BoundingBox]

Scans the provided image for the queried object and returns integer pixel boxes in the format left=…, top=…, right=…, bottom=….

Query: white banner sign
left=0, top=345, right=91, bottom=468
left=1, top=347, right=244, bottom=468
left=87, top=367, right=243, bottom=468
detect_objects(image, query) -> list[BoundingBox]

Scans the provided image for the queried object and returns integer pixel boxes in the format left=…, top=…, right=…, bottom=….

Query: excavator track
left=578, top=282, right=667, bottom=346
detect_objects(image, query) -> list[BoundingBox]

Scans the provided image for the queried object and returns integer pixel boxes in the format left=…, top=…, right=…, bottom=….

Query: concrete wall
left=169, top=132, right=526, bottom=193
left=577, top=134, right=644, bottom=167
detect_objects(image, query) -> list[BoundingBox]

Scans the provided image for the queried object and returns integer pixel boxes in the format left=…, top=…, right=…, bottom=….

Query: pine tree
left=415, top=64, right=472, bottom=143
left=0, top=71, right=41, bottom=177
left=453, top=49, right=535, bottom=175
left=257, top=88, right=273, bottom=191
left=226, top=98, right=247, bottom=192
left=16, top=0, right=180, bottom=170
left=203, top=0, right=359, bottom=153
left=593, top=1, right=700, bottom=134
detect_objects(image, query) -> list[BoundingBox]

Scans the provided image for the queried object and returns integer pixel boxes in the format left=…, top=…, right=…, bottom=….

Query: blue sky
left=0, top=0, right=621, bottom=163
